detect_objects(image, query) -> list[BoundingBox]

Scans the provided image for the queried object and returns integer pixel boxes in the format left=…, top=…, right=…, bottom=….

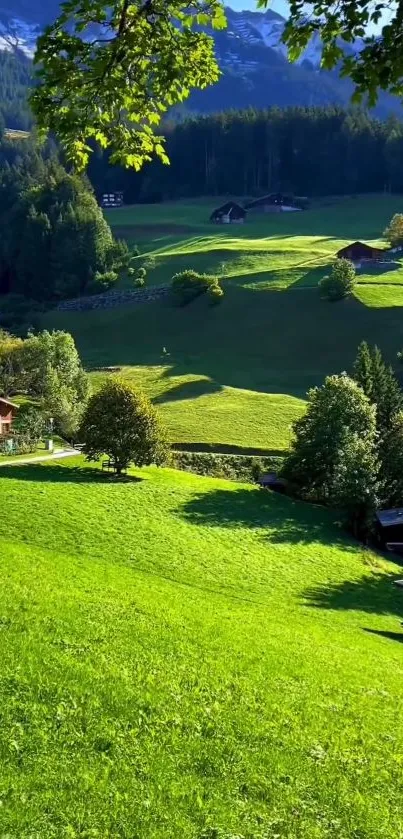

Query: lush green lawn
left=44, top=194, right=403, bottom=452
left=1, top=455, right=403, bottom=837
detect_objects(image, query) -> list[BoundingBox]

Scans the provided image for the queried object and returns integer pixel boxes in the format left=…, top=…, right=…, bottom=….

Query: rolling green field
left=1, top=455, right=403, bottom=837
left=44, top=193, right=403, bottom=453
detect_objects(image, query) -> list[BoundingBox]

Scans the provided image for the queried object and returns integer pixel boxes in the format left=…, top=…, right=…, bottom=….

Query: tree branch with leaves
left=31, top=0, right=226, bottom=169
left=258, top=0, right=403, bottom=107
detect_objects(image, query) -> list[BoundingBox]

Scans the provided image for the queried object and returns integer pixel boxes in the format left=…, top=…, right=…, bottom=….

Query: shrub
left=133, top=276, right=145, bottom=288
left=171, top=270, right=208, bottom=305
left=13, top=404, right=46, bottom=446
left=90, top=270, right=118, bottom=292
left=142, top=255, right=156, bottom=272
left=319, top=258, right=356, bottom=301
left=171, top=270, right=223, bottom=306
left=136, top=267, right=147, bottom=279
left=207, top=282, right=224, bottom=305
left=171, top=450, right=283, bottom=483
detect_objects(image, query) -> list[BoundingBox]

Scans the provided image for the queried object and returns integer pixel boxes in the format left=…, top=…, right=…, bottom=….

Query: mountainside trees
left=0, top=153, right=128, bottom=301
left=88, top=108, right=403, bottom=203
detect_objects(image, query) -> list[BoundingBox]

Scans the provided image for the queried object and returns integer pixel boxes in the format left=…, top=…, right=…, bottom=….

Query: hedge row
left=171, top=450, right=284, bottom=483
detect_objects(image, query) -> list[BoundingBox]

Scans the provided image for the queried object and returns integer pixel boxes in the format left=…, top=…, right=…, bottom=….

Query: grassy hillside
left=1, top=456, right=403, bottom=837
left=46, top=194, right=403, bottom=452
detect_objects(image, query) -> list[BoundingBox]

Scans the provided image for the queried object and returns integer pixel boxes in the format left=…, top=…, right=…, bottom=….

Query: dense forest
left=88, top=108, right=403, bottom=202
left=0, top=137, right=128, bottom=303
left=3, top=50, right=403, bottom=203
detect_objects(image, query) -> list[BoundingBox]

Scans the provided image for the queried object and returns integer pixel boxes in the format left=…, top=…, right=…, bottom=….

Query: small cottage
left=101, top=191, right=124, bottom=209
left=336, top=241, right=385, bottom=263
left=257, top=472, right=287, bottom=494
left=375, top=508, right=403, bottom=551
left=210, top=201, right=246, bottom=224
left=244, top=193, right=303, bottom=213
left=0, top=397, right=18, bottom=436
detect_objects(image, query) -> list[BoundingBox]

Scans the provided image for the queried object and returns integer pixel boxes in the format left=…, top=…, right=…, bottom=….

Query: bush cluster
left=319, top=258, right=356, bottom=301
left=171, top=270, right=224, bottom=306
left=172, top=450, right=283, bottom=483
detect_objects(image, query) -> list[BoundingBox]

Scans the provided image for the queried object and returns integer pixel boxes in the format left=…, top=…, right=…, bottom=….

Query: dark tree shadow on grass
left=153, top=378, right=223, bottom=405
left=179, top=486, right=350, bottom=548
left=364, top=628, right=403, bottom=643
left=304, top=574, right=403, bottom=619
left=357, top=261, right=401, bottom=277
left=0, top=464, right=143, bottom=484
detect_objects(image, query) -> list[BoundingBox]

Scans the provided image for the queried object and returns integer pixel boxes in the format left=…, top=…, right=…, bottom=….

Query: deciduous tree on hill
left=79, top=378, right=168, bottom=475
left=282, top=375, right=378, bottom=514
left=384, top=214, right=403, bottom=248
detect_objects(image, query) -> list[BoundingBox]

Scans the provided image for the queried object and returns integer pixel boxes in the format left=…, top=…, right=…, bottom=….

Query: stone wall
left=57, top=285, right=170, bottom=312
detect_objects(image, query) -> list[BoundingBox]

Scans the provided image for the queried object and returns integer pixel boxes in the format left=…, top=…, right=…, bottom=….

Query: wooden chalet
left=0, top=397, right=18, bottom=436
left=210, top=201, right=246, bottom=225
left=336, top=241, right=385, bottom=263
left=375, top=508, right=403, bottom=552
left=257, top=472, right=287, bottom=494
left=101, top=191, right=124, bottom=209
left=244, top=193, right=304, bottom=213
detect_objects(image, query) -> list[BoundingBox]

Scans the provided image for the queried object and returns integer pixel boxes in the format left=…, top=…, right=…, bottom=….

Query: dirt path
left=0, top=449, right=81, bottom=467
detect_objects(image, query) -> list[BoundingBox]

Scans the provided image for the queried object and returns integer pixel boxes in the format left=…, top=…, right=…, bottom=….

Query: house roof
left=0, top=397, right=18, bottom=409
left=210, top=201, right=246, bottom=219
left=245, top=193, right=294, bottom=209
left=258, top=472, right=286, bottom=486
left=337, top=241, right=385, bottom=255
left=376, top=508, right=403, bottom=528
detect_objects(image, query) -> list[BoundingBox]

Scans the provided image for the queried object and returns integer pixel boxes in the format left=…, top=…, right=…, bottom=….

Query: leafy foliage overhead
left=31, top=0, right=225, bottom=169
left=258, top=0, right=403, bottom=106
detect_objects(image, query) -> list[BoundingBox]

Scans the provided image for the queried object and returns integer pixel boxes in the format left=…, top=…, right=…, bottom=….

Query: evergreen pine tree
left=371, top=346, right=402, bottom=435
left=352, top=343, right=402, bottom=436
left=353, top=341, right=373, bottom=401
left=379, top=411, right=403, bottom=507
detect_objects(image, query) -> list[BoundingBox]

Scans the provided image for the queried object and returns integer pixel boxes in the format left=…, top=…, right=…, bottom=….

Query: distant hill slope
left=44, top=195, right=403, bottom=454
left=0, top=2, right=399, bottom=116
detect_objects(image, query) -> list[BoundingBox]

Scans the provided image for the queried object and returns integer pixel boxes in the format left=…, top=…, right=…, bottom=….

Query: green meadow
left=4, top=196, right=403, bottom=835
left=1, top=456, right=403, bottom=837
left=45, top=193, right=403, bottom=453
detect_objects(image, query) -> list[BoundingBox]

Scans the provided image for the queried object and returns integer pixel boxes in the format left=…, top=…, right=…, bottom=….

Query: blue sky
left=228, top=1, right=390, bottom=34
left=229, top=0, right=289, bottom=13
left=228, top=1, right=390, bottom=32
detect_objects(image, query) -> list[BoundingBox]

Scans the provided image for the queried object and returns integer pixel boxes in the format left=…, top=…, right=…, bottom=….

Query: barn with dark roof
left=336, top=241, right=386, bottom=263
left=210, top=201, right=246, bottom=224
